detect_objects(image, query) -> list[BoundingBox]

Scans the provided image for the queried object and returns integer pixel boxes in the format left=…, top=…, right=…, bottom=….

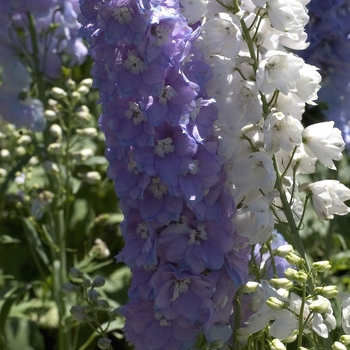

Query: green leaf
left=0, top=235, right=20, bottom=244
left=22, top=218, right=50, bottom=266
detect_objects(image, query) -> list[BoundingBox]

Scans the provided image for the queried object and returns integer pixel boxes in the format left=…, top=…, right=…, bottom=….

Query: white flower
left=201, top=13, right=242, bottom=58
left=256, top=50, right=304, bottom=95
left=302, top=121, right=345, bottom=170
left=295, top=63, right=321, bottom=104
left=234, top=194, right=275, bottom=244
left=302, top=180, right=350, bottom=220
left=239, top=281, right=298, bottom=340
left=289, top=293, right=336, bottom=338
left=229, top=151, right=276, bottom=204
left=339, top=293, right=350, bottom=335
left=263, top=109, right=303, bottom=152
left=179, top=0, right=209, bottom=24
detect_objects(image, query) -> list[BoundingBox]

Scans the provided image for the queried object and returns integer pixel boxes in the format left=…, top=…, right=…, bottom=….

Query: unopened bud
left=281, top=330, right=297, bottom=343
left=51, top=87, right=67, bottom=99
left=82, top=171, right=101, bottom=185
left=49, top=124, right=63, bottom=139
left=69, top=267, right=84, bottom=278
left=294, top=271, right=308, bottom=283
left=92, top=276, right=105, bottom=288
left=0, top=149, right=11, bottom=160
left=285, top=252, right=305, bottom=266
left=71, top=91, right=81, bottom=102
left=97, top=299, right=109, bottom=311
left=77, top=85, right=89, bottom=95
left=314, top=285, right=338, bottom=299
left=62, top=282, right=78, bottom=293
left=15, top=146, right=26, bottom=157
left=71, top=149, right=94, bottom=162
left=80, top=78, right=93, bottom=88
left=269, top=278, right=293, bottom=290
left=75, top=105, right=92, bottom=123
left=82, top=278, right=91, bottom=288
left=270, top=338, right=286, bottom=350
left=309, top=298, right=329, bottom=313
left=17, top=135, right=32, bottom=145
left=67, top=78, right=76, bottom=90
left=340, top=335, right=350, bottom=346
left=312, top=261, right=332, bottom=272
left=275, top=244, right=294, bottom=257
left=97, top=338, right=112, bottom=350
left=43, top=160, right=60, bottom=174
left=0, top=168, right=8, bottom=177
left=47, top=142, right=62, bottom=155
left=241, top=281, right=259, bottom=293
left=284, top=268, right=298, bottom=281
left=88, top=289, right=99, bottom=302
left=45, top=109, right=57, bottom=121
left=266, top=297, right=286, bottom=311
left=333, top=341, right=347, bottom=350
left=70, top=306, right=86, bottom=322
left=76, top=128, right=98, bottom=138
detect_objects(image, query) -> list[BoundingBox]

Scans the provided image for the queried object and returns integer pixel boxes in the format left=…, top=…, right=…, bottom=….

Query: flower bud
left=340, top=335, right=350, bottom=346
left=70, top=306, right=87, bottom=322
left=71, top=149, right=94, bottom=162
left=43, top=160, right=60, bottom=174
left=97, top=338, right=112, bottom=350
left=51, top=87, right=67, bottom=99
left=77, top=85, right=89, bottom=95
left=62, top=282, right=78, bottom=293
left=294, top=271, right=308, bottom=283
left=275, top=244, right=294, bottom=257
left=75, top=106, right=92, bottom=123
left=269, top=278, right=293, bottom=290
left=49, top=124, right=63, bottom=139
left=235, top=328, right=250, bottom=342
left=281, top=330, right=297, bottom=343
left=333, top=341, right=347, bottom=350
left=314, top=285, right=338, bottom=298
left=47, top=143, right=62, bottom=155
left=0, top=149, right=11, bottom=160
left=0, top=168, right=7, bottom=177
left=15, top=146, right=26, bottom=157
left=270, top=339, right=286, bottom=350
left=92, top=276, right=105, bottom=288
left=17, top=135, right=32, bottom=145
left=82, top=171, right=101, bottom=185
left=82, top=278, right=91, bottom=288
left=97, top=299, right=109, bottom=311
left=88, top=289, right=99, bottom=302
left=241, top=281, right=259, bottom=293
left=284, top=268, right=298, bottom=281
left=285, top=252, right=305, bottom=266
left=312, top=260, right=332, bottom=272
left=67, top=78, right=76, bottom=90
left=76, top=128, right=98, bottom=138
left=45, top=109, right=57, bottom=121
left=80, top=78, right=93, bottom=88
left=71, top=91, right=81, bottom=102
left=266, top=297, right=286, bottom=311
left=309, top=298, right=329, bottom=313
left=69, top=267, right=84, bottom=278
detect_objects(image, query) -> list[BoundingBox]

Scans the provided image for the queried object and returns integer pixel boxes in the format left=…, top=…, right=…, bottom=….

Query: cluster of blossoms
left=78, top=0, right=250, bottom=348
left=79, top=0, right=350, bottom=348
left=298, top=0, right=350, bottom=147
left=0, top=0, right=87, bottom=131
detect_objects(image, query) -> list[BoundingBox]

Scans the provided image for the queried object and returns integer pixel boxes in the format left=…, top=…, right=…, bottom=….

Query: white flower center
left=188, top=222, right=208, bottom=245
left=190, top=98, right=202, bottom=120
left=170, top=277, right=191, bottom=301
left=112, top=5, right=133, bottom=24
left=123, top=50, right=145, bottom=74
left=154, top=137, right=174, bottom=157
left=127, top=159, right=138, bottom=174
left=151, top=24, right=171, bottom=46
left=154, top=312, right=171, bottom=327
left=136, top=223, right=149, bottom=239
left=124, top=101, right=147, bottom=125
left=148, top=177, right=167, bottom=199
left=158, top=85, right=177, bottom=105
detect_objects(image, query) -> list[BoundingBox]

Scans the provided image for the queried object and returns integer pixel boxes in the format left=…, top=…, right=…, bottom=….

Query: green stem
left=297, top=282, right=307, bottom=349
